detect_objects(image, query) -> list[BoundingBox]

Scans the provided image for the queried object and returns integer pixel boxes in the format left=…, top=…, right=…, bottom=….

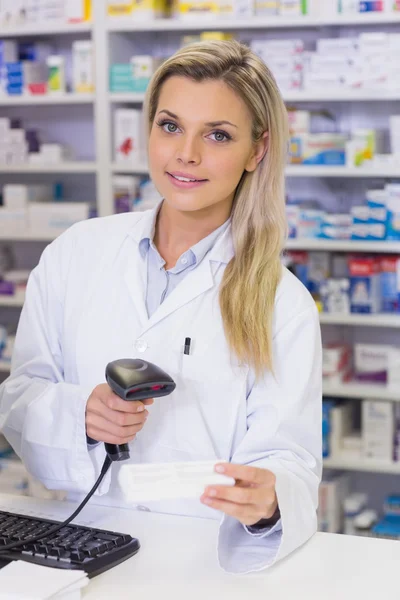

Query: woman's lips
left=166, top=172, right=208, bottom=189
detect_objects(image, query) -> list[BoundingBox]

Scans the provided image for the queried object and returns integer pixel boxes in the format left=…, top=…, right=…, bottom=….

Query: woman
left=0, top=40, right=322, bottom=574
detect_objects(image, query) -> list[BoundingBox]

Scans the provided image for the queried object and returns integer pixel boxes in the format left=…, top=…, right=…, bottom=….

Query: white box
left=317, top=38, right=359, bottom=55
left=355, top=344, right=400, bottom=388
left=318, top=473, right=350, bottom=534
left=0, top=207, right=28, bottom=235
left=279, top=0, right=303, bottom=16
left=28, top=202, right=90, bottom=235
left=40, top=143, right=69, bottom=162
left=114, top=108, right=144, bottom=164
left=0, top=118, right=11, bottom=137
left=65, top=0, right=87, bottom=22
left=0, top=40, right=18, bottom=63
left=362, top=400, right=394, bottom=462
left=7, top=130, right=25, bottom=145
left=3, top=184, right=52, bottom=209
left=251, top=39, right=304, bottom=58
left=72, top=40, right=94, bottom=93
left=390, top=115, right=400, bottom=154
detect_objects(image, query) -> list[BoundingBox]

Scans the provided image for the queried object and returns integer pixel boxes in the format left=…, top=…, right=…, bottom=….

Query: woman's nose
left=175, top=135, right=201, bottom=165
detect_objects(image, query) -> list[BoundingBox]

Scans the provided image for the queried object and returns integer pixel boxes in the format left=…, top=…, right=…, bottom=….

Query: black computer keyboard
left=0, top=510, right=140, bottom=578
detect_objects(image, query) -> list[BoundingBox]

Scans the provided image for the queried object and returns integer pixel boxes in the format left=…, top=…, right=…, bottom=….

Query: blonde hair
left=144, top=40, right=288, bottom=377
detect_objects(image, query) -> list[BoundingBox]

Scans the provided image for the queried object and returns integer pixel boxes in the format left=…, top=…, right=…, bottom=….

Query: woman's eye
left=209, top=131, right=230, bottom=142
left=163, top=122, right=178, bottom=133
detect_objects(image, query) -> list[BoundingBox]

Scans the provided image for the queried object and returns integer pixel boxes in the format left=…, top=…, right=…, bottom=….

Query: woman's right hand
left=85, top=383, right=154, bottom=445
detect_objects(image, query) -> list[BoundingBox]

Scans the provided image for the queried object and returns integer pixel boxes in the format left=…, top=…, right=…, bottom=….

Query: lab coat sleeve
left=0, top=235, right=110, bottom=495
left=218, top=304, right=322, bottom=574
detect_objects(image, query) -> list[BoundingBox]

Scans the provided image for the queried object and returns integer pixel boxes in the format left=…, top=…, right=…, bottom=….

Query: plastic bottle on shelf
left=47, top=56, right=66, bottom=95
left=343, top=492, right=368, bottom=535
left=354, top=509, right=378, bottom=537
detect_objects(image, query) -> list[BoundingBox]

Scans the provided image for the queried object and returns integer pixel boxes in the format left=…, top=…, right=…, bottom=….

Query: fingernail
left=136, top=405, right=144, bottom=412
left=208, top=489, right=217, bottom=497
left=203, top=498, right=213, bottom=505
left=215, top=464, right=225, bottom=473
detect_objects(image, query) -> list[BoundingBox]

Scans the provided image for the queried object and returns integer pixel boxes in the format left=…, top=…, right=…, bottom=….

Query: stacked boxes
left=287, top=184, right=400, bottom=242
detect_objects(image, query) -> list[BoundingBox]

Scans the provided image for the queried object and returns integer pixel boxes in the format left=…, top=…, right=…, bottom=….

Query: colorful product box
left=290, top=134, right=347, bottom=166
left=359, top=1, right=384, bottom=10
left=348, top=256, right=381, bottom=313
left=319, top=213, right=353, bottom=240
left=380, top=257, right=400, bottom=313
left=386, top=184, right=400, bottom=241
left=286, top=204, right=299, bottom=239
left=254, top=0, right=279, bottom=14
left=298, top=209, right=324, bottom=238
left=367, top=189, right=387, bottom=224
left=279, top=0, right=309, bottom=15
left=286, top=251, right=308, bottom=288
left=307, top=251, right=330, bottom=297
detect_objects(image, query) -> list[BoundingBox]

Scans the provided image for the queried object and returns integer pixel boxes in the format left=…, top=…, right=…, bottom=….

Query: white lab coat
left=0, top=208, right=322, bottom=574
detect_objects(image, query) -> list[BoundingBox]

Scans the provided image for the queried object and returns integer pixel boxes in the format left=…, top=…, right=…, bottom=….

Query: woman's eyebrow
left=205, top=120, right=238, bottom=129
left=157, top=109, right=238, bottom=129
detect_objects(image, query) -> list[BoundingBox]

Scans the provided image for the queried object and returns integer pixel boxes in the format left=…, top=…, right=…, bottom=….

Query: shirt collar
left=138, top=202, right=231, bottom=267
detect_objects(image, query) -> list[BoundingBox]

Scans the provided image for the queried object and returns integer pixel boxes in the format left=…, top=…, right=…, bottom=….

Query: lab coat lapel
left=123, top=208, right=156, bottom=327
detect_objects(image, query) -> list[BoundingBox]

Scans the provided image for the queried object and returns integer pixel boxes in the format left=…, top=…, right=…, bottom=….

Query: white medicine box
left=114, top=108, right=144, bottom=164
left=362, top=400, right=394, bottom=462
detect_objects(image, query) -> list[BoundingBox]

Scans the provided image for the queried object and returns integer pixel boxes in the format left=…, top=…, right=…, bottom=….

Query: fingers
left=86, top=413, right=146, bottom=444
left=85, top=384, right=155, bottom=445
left=215, top=463, right=275, bottom=487
left=200, top=495, right=265, bottom=526
left=203, top=483, right=267, bottom=507
left=89, top=400, right=149, bottom=428
left=102, top=394, right=151, bottom=414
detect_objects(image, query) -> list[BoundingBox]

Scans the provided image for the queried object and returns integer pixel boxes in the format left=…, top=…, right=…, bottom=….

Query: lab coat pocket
left=176, top=336, right=248, bottom=460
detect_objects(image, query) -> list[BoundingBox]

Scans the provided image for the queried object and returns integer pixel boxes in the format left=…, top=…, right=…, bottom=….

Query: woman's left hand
left=200, top=463, right=278, bottom=527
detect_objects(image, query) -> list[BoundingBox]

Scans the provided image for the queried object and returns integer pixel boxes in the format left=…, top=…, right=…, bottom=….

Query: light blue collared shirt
left=139, top=210, right=230, bottom=318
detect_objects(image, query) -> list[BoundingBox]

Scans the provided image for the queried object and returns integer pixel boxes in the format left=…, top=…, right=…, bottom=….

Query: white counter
left=0, top=494, right=397, bottom=600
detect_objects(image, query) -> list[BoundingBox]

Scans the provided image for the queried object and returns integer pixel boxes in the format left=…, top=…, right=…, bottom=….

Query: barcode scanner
left=104, top=358, right=176, bottom=462
left=0, top=358, right=176, bottom=555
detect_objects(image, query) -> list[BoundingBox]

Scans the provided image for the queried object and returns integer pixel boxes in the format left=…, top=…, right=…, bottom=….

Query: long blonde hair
left=144, top=40, right=288, bottom=377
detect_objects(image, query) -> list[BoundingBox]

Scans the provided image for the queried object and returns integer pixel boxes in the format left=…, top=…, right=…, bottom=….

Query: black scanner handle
left=104, top=358, right=176, bottom=462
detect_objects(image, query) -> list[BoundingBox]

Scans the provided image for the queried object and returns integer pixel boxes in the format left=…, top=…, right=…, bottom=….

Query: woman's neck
left=154, top=200, right=231, bottom=270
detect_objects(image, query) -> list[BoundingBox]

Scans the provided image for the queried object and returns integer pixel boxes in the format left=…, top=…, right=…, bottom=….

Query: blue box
left=359, top=1, right=384, bottom=11
left=4, top=62, right=23, bottom=75
left=386, top=184, right=400, bottom=241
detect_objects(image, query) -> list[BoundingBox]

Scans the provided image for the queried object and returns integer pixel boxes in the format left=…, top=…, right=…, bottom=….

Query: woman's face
left=148, top=76, right=264, bottom=215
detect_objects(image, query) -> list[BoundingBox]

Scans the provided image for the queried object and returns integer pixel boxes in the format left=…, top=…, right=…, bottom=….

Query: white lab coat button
left=134, top=339, right=148, bottom=353
left=181, top=257, right=188, bottom=265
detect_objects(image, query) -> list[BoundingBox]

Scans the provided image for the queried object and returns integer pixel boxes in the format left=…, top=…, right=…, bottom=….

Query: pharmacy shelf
left=0, top=162, right=97, bottom=174
left=0, top=361, right=11, bottom=374
left=0, top=232, right=55, bottom=242
left=110, top=92, right=146, bottom=104
left=0, top=21, right=92, bottom=38
left=286, top=165, right=400, bottom=178
left=111, top=163, right=400, bottom=179
left=323, top=382, right=400, bottom=401
left=323, top=457, right=400, bottom=475
left=319, top=314, right=400, bottom=328
left=110, top=90, right=400, bottom=105
left=0, top=94, right=94, bottom=106
left=111, top=163, right=149, bottom=174
left=107, top=12, right=400, bottom=33
left=0, top=294, right=25, bottom=308
left=286, top=239, right=400, bottom=253
left=284, top=89, right=400, bottom=103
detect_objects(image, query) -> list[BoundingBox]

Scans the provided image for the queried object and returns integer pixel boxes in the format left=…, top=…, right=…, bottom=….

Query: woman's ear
left=245, top=132, right=269, bottom=172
